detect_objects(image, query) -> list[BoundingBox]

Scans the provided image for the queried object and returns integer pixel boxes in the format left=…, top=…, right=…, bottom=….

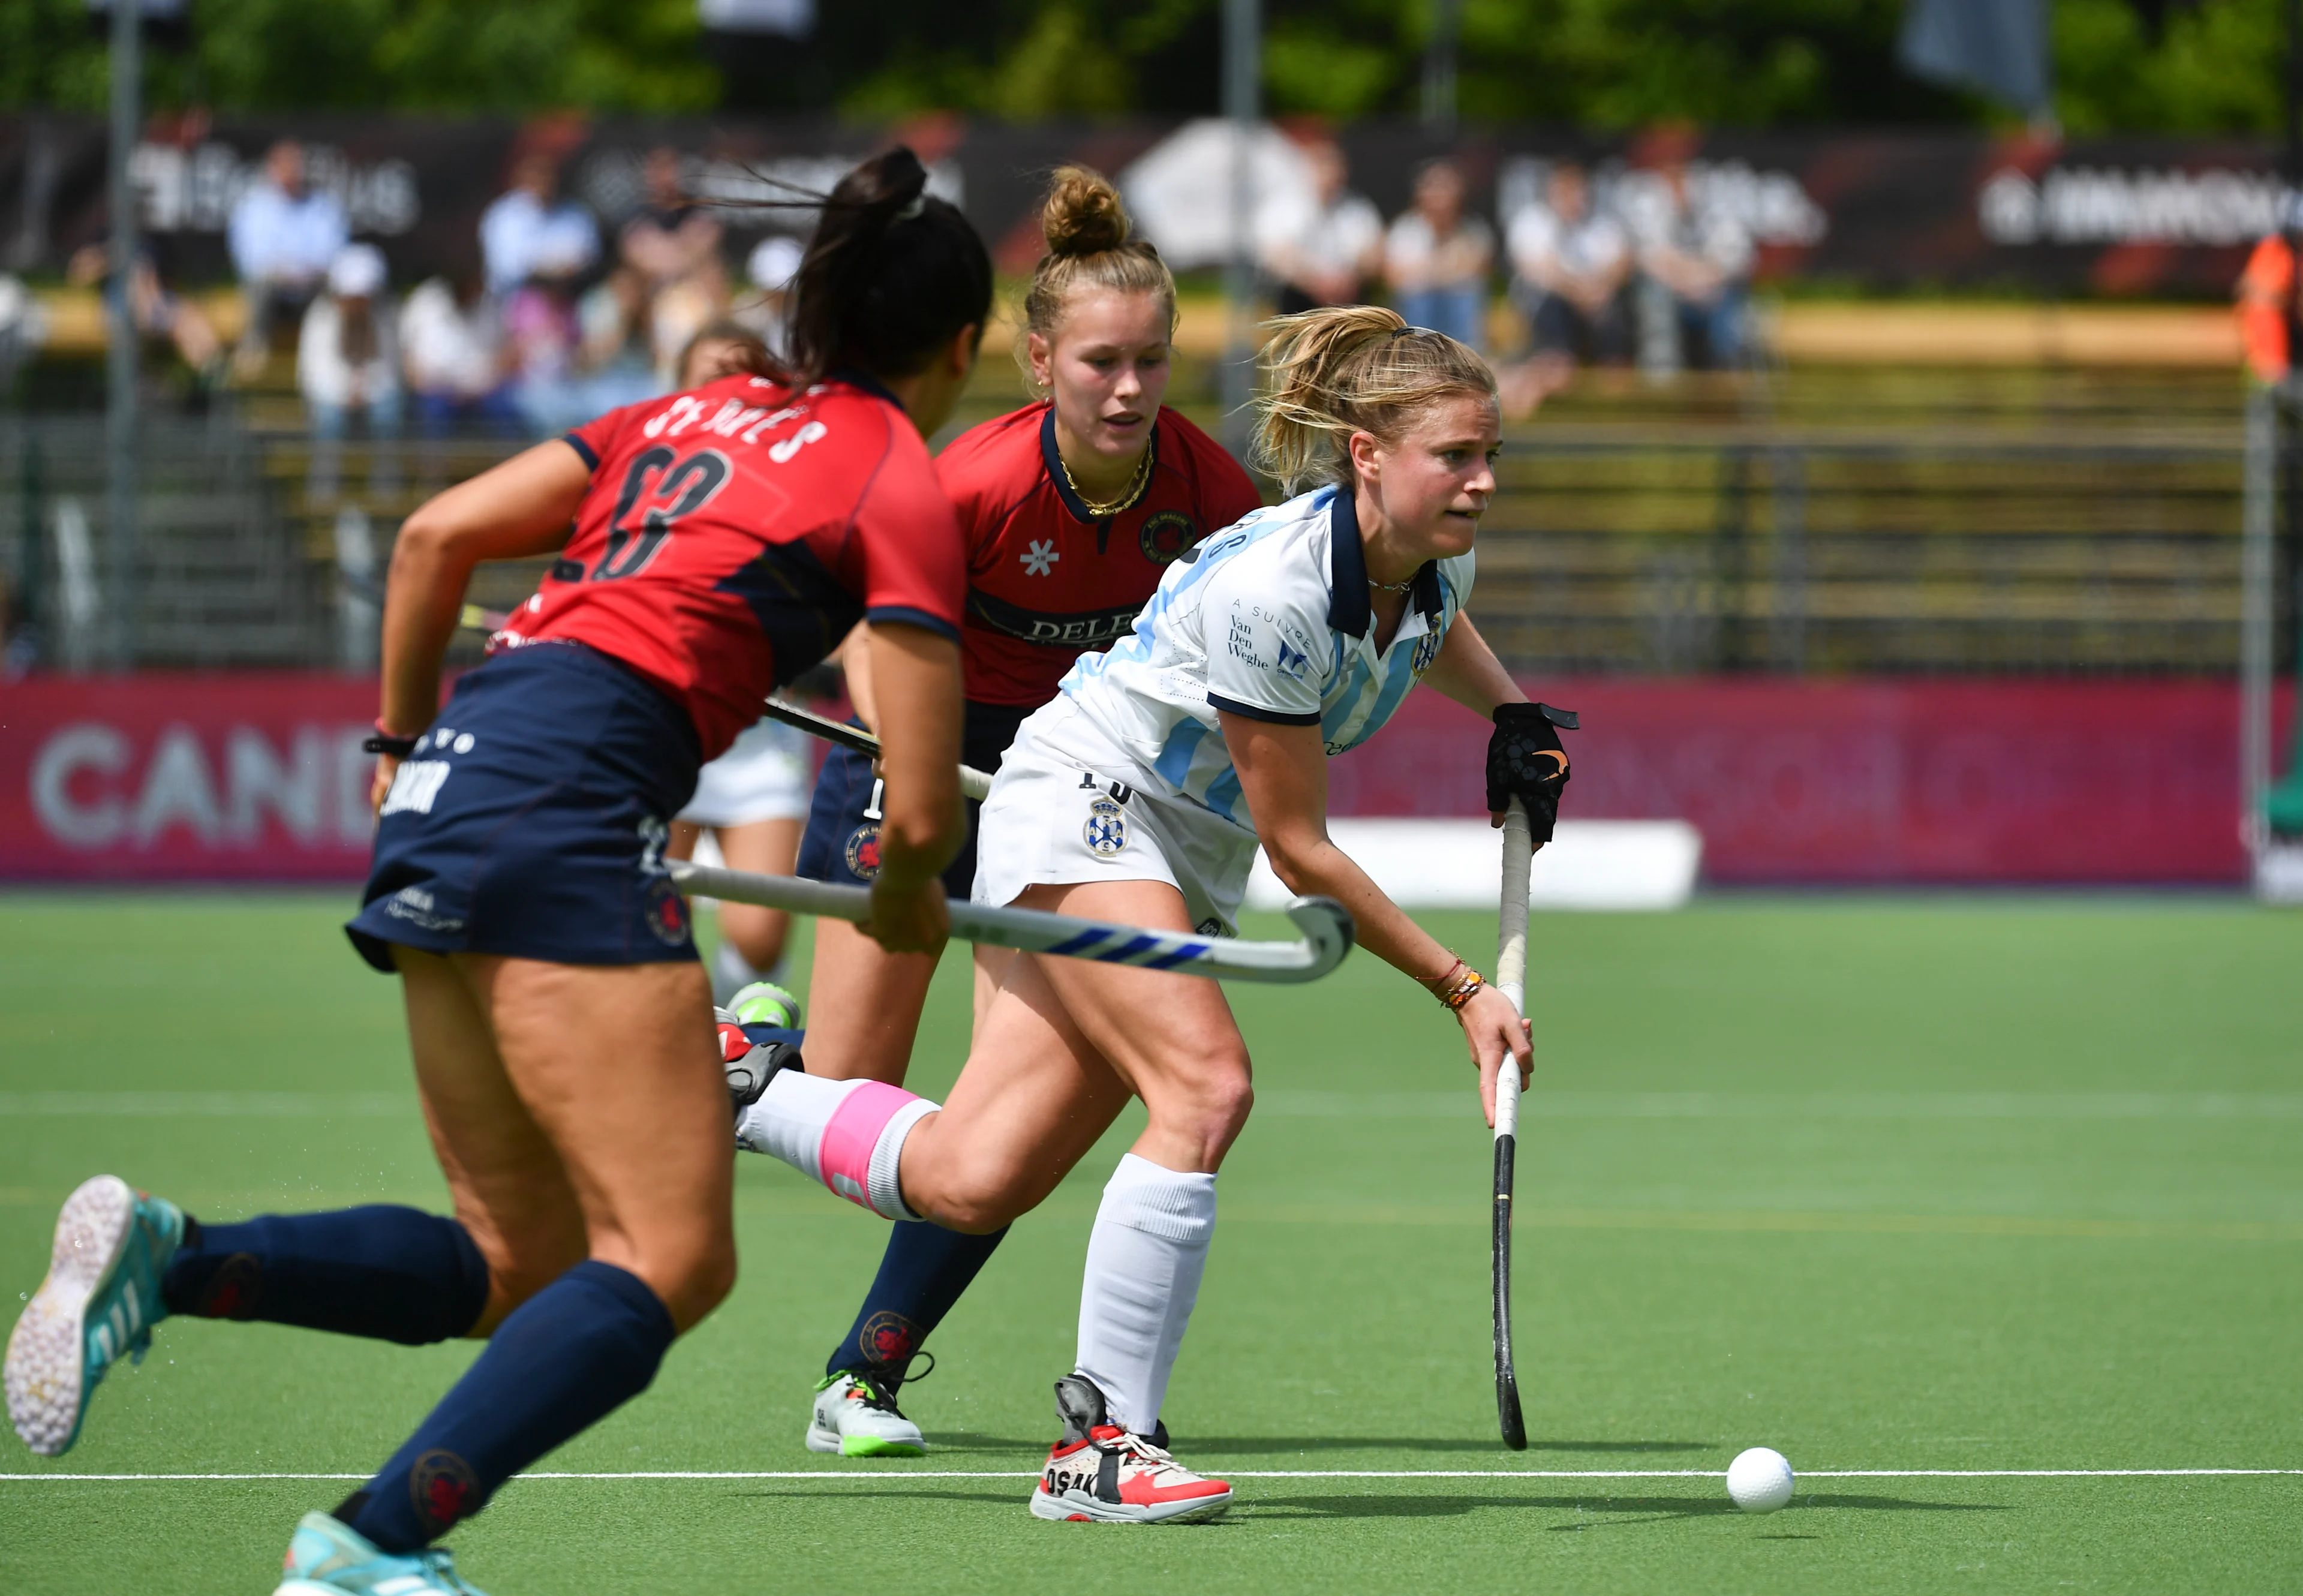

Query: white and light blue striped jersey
left=1057, top=484, right=1474, bottom=827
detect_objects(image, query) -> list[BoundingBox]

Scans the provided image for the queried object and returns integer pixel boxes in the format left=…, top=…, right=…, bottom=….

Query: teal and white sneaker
left=805, top=1369, right=926, bottom=1457
left=275, top=1512, right=488, bottom=1595
left=727, top=979, right=803, bottom=1030
left=5, top=1174, right=184, bottom=1457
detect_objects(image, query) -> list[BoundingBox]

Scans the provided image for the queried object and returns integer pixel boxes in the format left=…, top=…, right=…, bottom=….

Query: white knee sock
left=1074, top=1153, right=1218, bottom=1436
left=734, top=1069, right=935, bottom=1222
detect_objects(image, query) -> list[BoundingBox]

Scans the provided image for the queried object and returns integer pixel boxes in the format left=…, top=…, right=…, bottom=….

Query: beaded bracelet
left=1418, top=957, right=1487, bottom=1012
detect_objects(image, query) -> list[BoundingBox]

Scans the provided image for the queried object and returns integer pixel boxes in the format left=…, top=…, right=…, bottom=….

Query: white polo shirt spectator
left=228, top=141, right=348, bottom=371
left=480, top=178, right=599, bottom=294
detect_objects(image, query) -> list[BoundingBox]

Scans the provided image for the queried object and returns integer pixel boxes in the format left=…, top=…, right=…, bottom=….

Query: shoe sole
left=1029, top=1484, right=1232, bottom=1524
left=805, top=1420, right=927, bottom=1458
left=5, top=1176, right=138, bottom=1457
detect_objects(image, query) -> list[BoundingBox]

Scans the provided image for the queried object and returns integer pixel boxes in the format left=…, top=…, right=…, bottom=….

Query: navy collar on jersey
left=828, top=366, right=905, bottom=411
left=1324, top=485, right=1441, bottom=639
left=1039, top=403, right=1162, bottom=528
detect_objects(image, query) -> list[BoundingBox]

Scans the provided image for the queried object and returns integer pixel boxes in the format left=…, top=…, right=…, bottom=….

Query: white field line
left=1, top=1468, right=2297, bottom=1483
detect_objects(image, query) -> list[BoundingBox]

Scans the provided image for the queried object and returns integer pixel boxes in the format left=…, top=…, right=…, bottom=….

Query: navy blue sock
left=160, top=1207, right=489, bottom=1345
left=347, top=1260, right=675, bottom=1552
left=826, top=1220, right=1008, bottom=1390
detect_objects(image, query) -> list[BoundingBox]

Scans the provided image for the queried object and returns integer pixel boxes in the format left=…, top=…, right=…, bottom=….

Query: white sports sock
left=1074, top=1153, right=1218, bottom=1435
left=734, top=1069, right=936, bottom=1221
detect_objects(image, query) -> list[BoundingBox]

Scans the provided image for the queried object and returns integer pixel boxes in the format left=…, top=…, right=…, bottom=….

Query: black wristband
left=363, top=731, right=420, bottom=758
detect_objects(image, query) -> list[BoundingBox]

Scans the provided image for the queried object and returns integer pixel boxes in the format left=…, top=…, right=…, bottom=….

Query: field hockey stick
left=762, top=697, right=996, bottom=803
left=1491, top=797, right=1535, bottom=1451
left=668, top=859, right=1354, bottom=983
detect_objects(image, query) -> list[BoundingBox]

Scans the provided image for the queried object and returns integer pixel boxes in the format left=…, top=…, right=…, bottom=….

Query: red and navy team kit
left=348, top=371, right=967, bottom=970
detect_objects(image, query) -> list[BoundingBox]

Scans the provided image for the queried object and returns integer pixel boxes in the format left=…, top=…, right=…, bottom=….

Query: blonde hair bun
left=1017, top=165, right=1177, bottom=395
left=1041, top=166, right=1134, bottom=256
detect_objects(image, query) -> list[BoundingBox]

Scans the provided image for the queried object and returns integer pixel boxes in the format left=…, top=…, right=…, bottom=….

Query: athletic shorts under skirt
left=796, top=700, right=1029, bottom=900
left=678, top=714, right=815, bottom=829
left=346, top=641, right=705, bottom=972
left=971, top=697, right=1260, bottom=936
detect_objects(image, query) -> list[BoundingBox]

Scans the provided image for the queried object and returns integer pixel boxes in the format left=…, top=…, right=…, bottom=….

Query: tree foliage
left=0, top=0, right=717, bottom=115
left=0, top=0, right=2290, bottom=133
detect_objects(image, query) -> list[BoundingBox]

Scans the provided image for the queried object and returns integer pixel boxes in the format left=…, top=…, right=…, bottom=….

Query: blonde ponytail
left=1015, top=166, right=1177, bottom=393
left=1250, top=305, right=1497, bottom=495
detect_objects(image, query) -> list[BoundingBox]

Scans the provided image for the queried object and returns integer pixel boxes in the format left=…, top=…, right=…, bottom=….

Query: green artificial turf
left=1, top=891, right=2299, bottom=1594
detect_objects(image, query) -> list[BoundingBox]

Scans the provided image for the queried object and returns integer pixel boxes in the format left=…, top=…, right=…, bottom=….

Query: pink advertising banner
left=1331, top=678, right=2274, bottom=886
left=1, top=676, right=380, bottom=882
left=0, top=674, right=2276, bottom=885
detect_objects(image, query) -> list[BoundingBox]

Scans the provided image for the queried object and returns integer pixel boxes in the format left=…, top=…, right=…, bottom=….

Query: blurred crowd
left=210, top=139, right=804, bottom=500
left=1255, top=138, right=1756, bottom=416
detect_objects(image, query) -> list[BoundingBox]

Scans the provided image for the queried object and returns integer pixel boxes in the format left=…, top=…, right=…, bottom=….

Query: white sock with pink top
left=735, top=1071, right=937, bottom=1222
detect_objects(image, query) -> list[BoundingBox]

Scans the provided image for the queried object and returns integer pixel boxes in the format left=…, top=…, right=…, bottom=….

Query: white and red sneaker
left=1028, top=1375, right=1231, bottom=1524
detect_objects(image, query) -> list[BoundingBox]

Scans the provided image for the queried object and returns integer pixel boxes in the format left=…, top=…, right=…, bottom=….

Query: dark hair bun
left=1041, top=166, right=1131, bottom=257
left=784, top=145, right=992, bottom=386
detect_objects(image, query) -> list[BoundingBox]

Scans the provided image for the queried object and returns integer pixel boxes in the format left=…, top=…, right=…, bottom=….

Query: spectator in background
left=66, top=236, right=226, bottom=394
left=401, top=259, right=515, bottom=443
left=2238, top=200, right=2299, bottom=387
left=297, top=244, right=401, bottom=505
left=228, top=140, right=348, bottom=378
left=503, top=269, right=585, bottom=435
left=620, top=146, right=729, bottom=385
left=733, top=233, right=803, bottom=359
left=1383, top=159, right=1493, bottom=350
left=575, top=266, right=669, bottom=414
left=1501, top=162, right=1631, bottom=415
left=1632, top=160, right=1754, bottom=373
left=480, top=153, right=599, bottom=297
left=1258, top=137, right=1384, bottom=315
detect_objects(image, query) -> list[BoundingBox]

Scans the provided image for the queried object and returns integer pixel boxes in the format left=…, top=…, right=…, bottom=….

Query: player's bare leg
left=735, top=877, right=1243, bottom=1517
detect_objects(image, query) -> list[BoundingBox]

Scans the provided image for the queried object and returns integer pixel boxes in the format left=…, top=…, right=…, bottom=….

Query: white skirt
left=677, top=716, right=814, bottom=828
left=972, top=698, right=1261, bottom=936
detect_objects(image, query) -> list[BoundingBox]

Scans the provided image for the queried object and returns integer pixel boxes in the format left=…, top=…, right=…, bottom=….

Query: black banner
left=0, top=112, right=2284, bottom=297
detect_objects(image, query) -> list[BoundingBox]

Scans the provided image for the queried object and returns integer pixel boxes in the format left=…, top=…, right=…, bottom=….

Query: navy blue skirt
left=347, top=642, right=705, bottom=972
left=795, top=699, right=1027, bottom=900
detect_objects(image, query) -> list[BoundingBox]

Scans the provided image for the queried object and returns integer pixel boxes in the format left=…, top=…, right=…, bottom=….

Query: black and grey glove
left=1485, top=702, right=1579, bottom=843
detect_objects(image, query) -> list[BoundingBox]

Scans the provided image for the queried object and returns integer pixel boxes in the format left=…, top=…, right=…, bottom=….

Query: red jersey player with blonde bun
left=764, top=166, right=1261, bottom=1460
left=3, top=149, right=991, bottom=1595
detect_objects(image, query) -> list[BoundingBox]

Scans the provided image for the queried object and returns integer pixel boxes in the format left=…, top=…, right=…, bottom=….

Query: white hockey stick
left=1491, top=797, right=1535, bottom=1450
left=668, top=860, right=1354, bottom=984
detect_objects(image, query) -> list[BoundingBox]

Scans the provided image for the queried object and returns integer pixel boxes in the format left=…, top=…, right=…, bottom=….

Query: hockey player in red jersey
left=758, top=166, right=1262, bottom=1460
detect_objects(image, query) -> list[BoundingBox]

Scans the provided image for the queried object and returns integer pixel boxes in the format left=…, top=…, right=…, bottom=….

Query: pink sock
left=736, top=1071, right=936, bottom=1221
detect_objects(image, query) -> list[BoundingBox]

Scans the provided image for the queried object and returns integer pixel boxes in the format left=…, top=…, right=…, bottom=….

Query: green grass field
left=2, top=892, right=2299, bottom=1594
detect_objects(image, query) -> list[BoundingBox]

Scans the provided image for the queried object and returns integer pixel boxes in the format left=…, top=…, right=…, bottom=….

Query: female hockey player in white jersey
left=729, top=303, right=1575, bottom=1523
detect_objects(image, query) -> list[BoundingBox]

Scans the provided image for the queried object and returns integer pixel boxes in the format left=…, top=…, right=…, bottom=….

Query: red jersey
left=937, top=402, right=1262, bottom=707
left=499, top=372, right=965, bottom=759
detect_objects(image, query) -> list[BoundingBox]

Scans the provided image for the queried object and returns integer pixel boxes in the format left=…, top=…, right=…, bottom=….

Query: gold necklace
left=1059, top=442, right=1154, bottom=520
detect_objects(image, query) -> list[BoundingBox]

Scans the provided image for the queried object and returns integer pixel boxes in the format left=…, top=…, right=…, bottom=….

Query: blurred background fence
left=0, top=363, right=2271, bottom=680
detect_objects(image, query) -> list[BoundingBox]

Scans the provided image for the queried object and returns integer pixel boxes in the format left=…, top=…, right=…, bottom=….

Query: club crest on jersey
left=1138, top=510, right=1199, bottom=565
left=1083, top=796, right=1128, bottom=856
left=844, top=823, right=883, bottom=881
left=1411, top=629, right=1444, bottom=675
